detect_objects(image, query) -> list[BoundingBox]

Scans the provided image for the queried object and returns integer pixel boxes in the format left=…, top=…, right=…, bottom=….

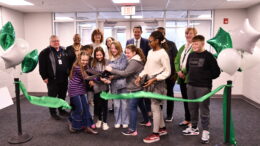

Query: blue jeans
left=129, top=98, right=149, bottom=131
left=68, top=94, right=93, bottom=130
left=113, top=88, right=129, bottom=125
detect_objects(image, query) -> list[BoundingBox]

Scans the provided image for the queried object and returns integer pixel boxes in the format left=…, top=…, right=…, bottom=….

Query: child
left=136, top=31, right=171, bottom=143
left=182, top=35, right=220, bottom=144
left=105, top=44, right=150, bottom=136
left=89, top=47, right=110, bottom=130
left=108, top=41, right=129, bottom=128
left=67, top=52, right=98, bottom=134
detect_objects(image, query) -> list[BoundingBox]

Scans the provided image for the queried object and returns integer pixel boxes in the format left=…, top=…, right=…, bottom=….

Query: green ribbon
left=18, top=81, right=71, bottom=109
left=0, top=22, right=15, bottom=50
left=223, top=87, right=237, bottom=145
left=101, top=84, right=236, bottom=145
left=22, top=49, right=39, bottom=73
left=101, top=85, right=227, bottom=102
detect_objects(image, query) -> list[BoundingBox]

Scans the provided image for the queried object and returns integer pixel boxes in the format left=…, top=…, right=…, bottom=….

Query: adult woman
left=108, top=41, right=129, bottom=128
left=106, top=44, right=150, bottom=135
left=105, top=37, right=115, bottom=50
left=174, top=27, right=197, bottom=127
left=91, top=29, right=109, bottom=59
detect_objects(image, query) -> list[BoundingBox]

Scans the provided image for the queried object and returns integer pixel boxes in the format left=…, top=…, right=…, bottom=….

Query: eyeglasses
left=51, top=40, right=59, bottom=42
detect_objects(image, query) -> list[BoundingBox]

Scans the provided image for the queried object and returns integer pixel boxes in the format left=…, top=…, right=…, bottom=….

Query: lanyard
left=181, top=45, right=192, bottom=64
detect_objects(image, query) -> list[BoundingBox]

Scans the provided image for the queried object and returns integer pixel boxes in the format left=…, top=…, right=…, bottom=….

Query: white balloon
left=217, top=49, right=241, bottom=75
left=240, top=46, right=260, bottom=70
left=231, top=19, right=260, bottom=54
left=1, top=38, right=30, bottom=69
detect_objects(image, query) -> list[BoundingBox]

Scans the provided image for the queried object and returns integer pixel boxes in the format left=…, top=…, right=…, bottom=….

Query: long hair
left=69, top=51, right=89, bottom=80
left=92, top=47, right=106, bottom=68
left=126, top=44, right=146, bottom=63
left=150, top=31, right=169, bottom=51
left=109, top=41, right=123, bottom=59
left=105, top=37, right=115, bottom=49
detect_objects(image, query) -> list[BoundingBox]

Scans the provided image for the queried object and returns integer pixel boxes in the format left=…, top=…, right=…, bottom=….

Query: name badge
left=58, top=59, right=62, bottom=65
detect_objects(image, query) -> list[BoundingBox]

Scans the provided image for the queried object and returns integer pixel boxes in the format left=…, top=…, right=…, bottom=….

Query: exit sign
left=121, top=6, right=135, bottom=15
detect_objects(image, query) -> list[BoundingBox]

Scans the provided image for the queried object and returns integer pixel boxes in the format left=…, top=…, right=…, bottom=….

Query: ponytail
left=161, top=39, right=169, bottom=51
left=126, top=44, right=146, bottom=63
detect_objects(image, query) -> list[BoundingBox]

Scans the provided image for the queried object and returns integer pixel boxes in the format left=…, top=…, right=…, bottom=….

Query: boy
left=182, top=35, right=220, bottom=144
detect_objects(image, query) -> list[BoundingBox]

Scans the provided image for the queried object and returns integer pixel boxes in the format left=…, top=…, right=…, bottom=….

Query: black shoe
left=59, top=110, right=70, bottom=117
left=51, top=114, right=61, bottom=120
left=109, top=109, right=114, bottom=113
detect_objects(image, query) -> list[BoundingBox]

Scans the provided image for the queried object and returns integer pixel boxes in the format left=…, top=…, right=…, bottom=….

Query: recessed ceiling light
left=0, top=0, right=33, bottom=5
left=112, top=0, right=140, bottom=4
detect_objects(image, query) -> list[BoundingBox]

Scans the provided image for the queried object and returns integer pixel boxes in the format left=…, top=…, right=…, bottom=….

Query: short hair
left=133, top=25, right=142, bottom=32
left=49, top=35, right=58, bottom=41
left=156, top=27, right=166, bottom=36
left=185, top=27, right=198, bottom=35
left=81, top=44, right=93, bottom=51
left=192, top=35, right=205, bottom=42
left=91, top=29, right=104, bottom=43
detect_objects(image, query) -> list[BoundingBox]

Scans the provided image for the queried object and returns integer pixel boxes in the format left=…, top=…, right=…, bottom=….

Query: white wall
left=24, top=13, right=53, bottom=92
left=212, top=9, right=247, bottom=95
left=0, top=7, right=26, bottom=97
left=244, top=4, right=260, bottom=104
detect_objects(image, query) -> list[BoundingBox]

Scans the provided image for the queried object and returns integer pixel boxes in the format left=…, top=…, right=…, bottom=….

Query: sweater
left=111, top=55, right=144, bottom=92
left=139, top=48, right=171, bottom=81
left=68, top=66, right=86, bottom=97
left=186, top=50, right=221, bottom=88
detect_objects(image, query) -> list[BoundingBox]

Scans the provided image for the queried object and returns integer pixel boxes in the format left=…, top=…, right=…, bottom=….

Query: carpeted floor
left=0, top=96, right=259, bottom=146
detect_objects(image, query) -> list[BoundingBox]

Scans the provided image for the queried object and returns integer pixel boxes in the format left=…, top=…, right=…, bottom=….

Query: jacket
left=126, top=37, right=150, bottom=57
left=110, top=55, right=144, bottom=92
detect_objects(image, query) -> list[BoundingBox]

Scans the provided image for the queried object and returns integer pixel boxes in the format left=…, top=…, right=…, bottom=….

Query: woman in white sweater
left=136, top=31, right=171, bottom=144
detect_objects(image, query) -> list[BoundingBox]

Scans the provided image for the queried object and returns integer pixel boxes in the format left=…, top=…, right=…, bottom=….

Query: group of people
left=39, top=25, right=220, bottom=144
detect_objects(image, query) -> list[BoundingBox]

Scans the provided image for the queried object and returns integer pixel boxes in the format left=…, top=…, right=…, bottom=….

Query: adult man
left=66, top=34, right=83, bottom=71
left=156, top=27, right=178, bottom=122
left=126, top=25, right=150, bottom=57
left=39, top=35, right=70, bottom=120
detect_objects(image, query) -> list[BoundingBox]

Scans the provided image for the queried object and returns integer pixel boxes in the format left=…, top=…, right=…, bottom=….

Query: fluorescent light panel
left=55, top=17, right=74, bottom=21
left=112, top=0, right=140, bottom=4
left=0, top=0, right=33, bottom=5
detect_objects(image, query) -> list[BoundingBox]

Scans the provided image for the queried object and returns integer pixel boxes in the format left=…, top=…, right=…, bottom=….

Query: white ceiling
left=0, top=0, right=260, bottom=13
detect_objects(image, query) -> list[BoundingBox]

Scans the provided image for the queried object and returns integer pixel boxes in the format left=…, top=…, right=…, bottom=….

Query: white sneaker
left=183, top=126, right=199, bottom=135
left=122, top=124, right=128, bottom=128
left=201, top=130, right=210, bottom=144
left=114, top=124, right=120, bottom=128
left=102, top=123, right=109, bottom=130
left=96, top=120, right=102, bottom=128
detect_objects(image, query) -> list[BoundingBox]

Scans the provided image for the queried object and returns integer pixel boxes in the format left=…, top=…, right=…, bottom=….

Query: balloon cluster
left=0, top=22, right=38, bottom=73
left=207, top=19, right=260, bottom=75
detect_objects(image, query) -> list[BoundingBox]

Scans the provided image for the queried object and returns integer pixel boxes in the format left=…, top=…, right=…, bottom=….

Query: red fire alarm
left=223, top=18, right=229, bottom=24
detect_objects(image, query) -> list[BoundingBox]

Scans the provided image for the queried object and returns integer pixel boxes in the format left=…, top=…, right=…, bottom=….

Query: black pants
left=166, top=79, right=175, bottom=118
left=47, top=80, right=68, bottom=115
left=94, top=92, right=108, bottom=123
left=180, top=80, right=191, bottom=121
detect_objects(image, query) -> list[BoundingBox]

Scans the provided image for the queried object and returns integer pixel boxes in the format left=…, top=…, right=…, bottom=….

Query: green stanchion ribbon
left=0, top=22, right=15, bottom=50
left=18, top=81, right=71, bottom=109
left=101, top=84, right=227, bottom=102
left=223, top=87, right=237, bottom=145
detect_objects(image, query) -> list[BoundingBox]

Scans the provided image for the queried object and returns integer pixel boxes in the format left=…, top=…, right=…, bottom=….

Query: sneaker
left=96, top=120, right=102, bottom=128
left=84, top=127, right=98, bottom=135
left=51, top=114, right=61, bottom=120
left=178, top=121, right=190, bottom=127
left=102, top=123, right=109, bottom=130
left=122, top=129, right=138, bottom=136
left=165, top=117, right=173, bottom=122
left=143, top=133, right=160, bottom=143
left=159, top=128, right=168, bottom=136
left=139, top=121, right=152, bottom=127
left=201, top=130, right=210, bottom=144
left=123, top=124, right=128, bottom=128
left=59, top=110, right=70, bottom=117
left=114, top=124, right=120, bottom=128
left=183, top=126, right=199, bottom=136
left=91, top=124, right=96, bottom=129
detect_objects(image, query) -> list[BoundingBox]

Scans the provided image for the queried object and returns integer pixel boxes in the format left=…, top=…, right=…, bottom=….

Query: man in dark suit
left=157, top=27, right=178, bottom=122
left=126, top=25, right=150, bottom=57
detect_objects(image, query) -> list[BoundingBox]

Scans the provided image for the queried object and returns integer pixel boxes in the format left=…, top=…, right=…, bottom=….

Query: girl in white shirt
left=136, top=31, right=171, bottom=144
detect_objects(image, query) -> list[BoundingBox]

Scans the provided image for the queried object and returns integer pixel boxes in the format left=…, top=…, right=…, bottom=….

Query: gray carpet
left=0, top=96, right=259, bottom=146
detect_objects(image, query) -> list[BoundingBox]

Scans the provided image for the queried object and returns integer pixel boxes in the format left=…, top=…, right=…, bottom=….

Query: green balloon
left=207, top=27, right=233, bottom=56
left=0, top=22, right=15, bottom=50
left=22, top=49, right=38, bottom=73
